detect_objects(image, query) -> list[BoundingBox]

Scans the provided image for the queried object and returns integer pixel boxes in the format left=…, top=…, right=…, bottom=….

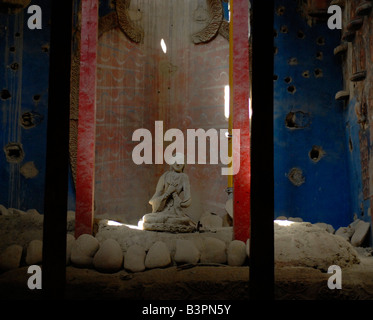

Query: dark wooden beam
left=42, top=0, right=74, bottom=299
left=249, top=0, right=275, bottom=300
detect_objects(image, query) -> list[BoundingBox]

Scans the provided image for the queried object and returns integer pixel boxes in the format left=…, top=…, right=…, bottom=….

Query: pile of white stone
left=0, top=207, right=250, bottom=274
left=0, top=232, right=249, bottom=274
left=0, top=204, right=75, bottom=272
left=0, top=240, right=43, bottom=272
left=67, top=234, right=249, bottom=273
left=0, top=205, right=371, bottom=274
left=276, top=216, right=371, bottom=247
left=274, top=219, right=362, bottom=271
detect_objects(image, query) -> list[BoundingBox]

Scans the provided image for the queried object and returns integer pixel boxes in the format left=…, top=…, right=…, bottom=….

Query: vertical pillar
left=249, top=0, right=274, bottom=300
left=75, top=0, right=98, bottom=238
left=231, top=0, right=251, bottom=242
left=43, top=0, right=73, bottom=299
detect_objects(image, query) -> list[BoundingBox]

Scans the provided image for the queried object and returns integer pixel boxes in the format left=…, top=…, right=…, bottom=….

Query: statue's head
left=167, top=152, right=185, bottom=172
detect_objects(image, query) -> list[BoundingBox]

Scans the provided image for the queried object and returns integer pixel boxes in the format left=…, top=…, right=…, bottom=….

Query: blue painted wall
left=0, top=0, right=50, bottom=213
left=274, top=0, right=353, bottom=229
left=0, top=0, right=76, bottom=214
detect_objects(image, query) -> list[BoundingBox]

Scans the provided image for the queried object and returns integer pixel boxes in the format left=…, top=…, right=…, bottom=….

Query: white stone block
left=124, top=244, right=146, bottom=272
left=145, top=241, right=171, bottom=269
left=227, top=240, right=246, bottom=266
left=200, top=237, right=226, bottom=264
left=93, top=239, right=123, bottom=273
left=71, top=234, right=99, bottom=268
left=351, top=220, right=370, bottom=247
left=174, top=239, right=200, bottom=264
left=25, top=239, right=43, bottom=265
left=0, top=244, right=23, bottom=271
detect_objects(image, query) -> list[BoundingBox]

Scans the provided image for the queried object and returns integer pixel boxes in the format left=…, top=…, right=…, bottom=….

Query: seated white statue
left=141, top=153, right=195, bottom=232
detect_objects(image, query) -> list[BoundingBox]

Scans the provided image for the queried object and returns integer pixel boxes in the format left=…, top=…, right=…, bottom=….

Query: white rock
left=0, top=244, right=23, bottom=271
left=124, top=244, right=146, bottom=272
left=200, top=237, right=226, bottom=264
left=227, top=240, right=247, bottom=266
left=8, top=208, right=26, bottom=215
left=93, top=239, right=123, bottom=273
left=66, top=234, right=75, bottom=265
left=71, top=234, right=100, bottom=268
left=26, top=209, right=40, bottom=215
left=145, top=241, right=171, bottom=269
left=351, top=220, right=370, bottom=247
left=275, top=221, right=359, bottom=270
left=174, top=239, right=200, bottom=264
left=276, top=216, right=288, bottom=220
left=246, top=239, right=250, bottom=258
left=335, top=226, right=354, bottom=241
left=0, top=204, right=9, bottom=215
left=25, top=240, right=43, bottom=265
left=200, top=212, right=223, bottom=230
left=314, top=222, right=335, bottom=234
left=350, top=219, right=361, bottom=229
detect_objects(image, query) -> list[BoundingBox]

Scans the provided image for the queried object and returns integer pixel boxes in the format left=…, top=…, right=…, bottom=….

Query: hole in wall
left=302, top=70, right=310, bottom=78
left=287, top=85, right=296, bottom=94
left=33, top=94, right=41, bottom=102
left=276, top=6, right=285, bottom=16
left=285, top=111, right=311, bottom=129
left=274, top=29, right=278, bottom=37
left=10, top=62, right=18, bottom=71
left=284, top=76, right=292, bottom=84
left=314, top=68, right=323, bottom=78
left=21, top=111, right=43, bottom=129
left=287, top=167, right=305, bottom=186
left=41, top=44, right=49, bottom=53
left=273, top=74, right=278, bottom=81
left=316, top=36, right=325, bottom=45
left=285, top=113, right=297, bottom=128
left=316, top=51, right=323, bottom=60
left=349, top=136, right=353, bottom=151
left=280, top=25, right=288, bottom=33
left=4, top=142, right=24, bottom=163
left=309, top=145, right=325, bottom=162
left=9, top=46, right=15, bottom=53
left=288, top=57, right=298, bottom=65
left=15, top=32, right=20, bottom=37
left=297, top=30, right=305, bottom=39
left=0, top=89, right=11, bottom=100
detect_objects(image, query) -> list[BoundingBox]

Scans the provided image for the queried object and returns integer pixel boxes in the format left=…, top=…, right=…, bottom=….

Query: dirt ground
left=1, top=255, right=373, bottom=300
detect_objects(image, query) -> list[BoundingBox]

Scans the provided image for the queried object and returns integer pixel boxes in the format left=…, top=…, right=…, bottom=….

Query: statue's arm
left=180, top=174, right=192, bottom=208
left=149, top=172, right=168, bottom=212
